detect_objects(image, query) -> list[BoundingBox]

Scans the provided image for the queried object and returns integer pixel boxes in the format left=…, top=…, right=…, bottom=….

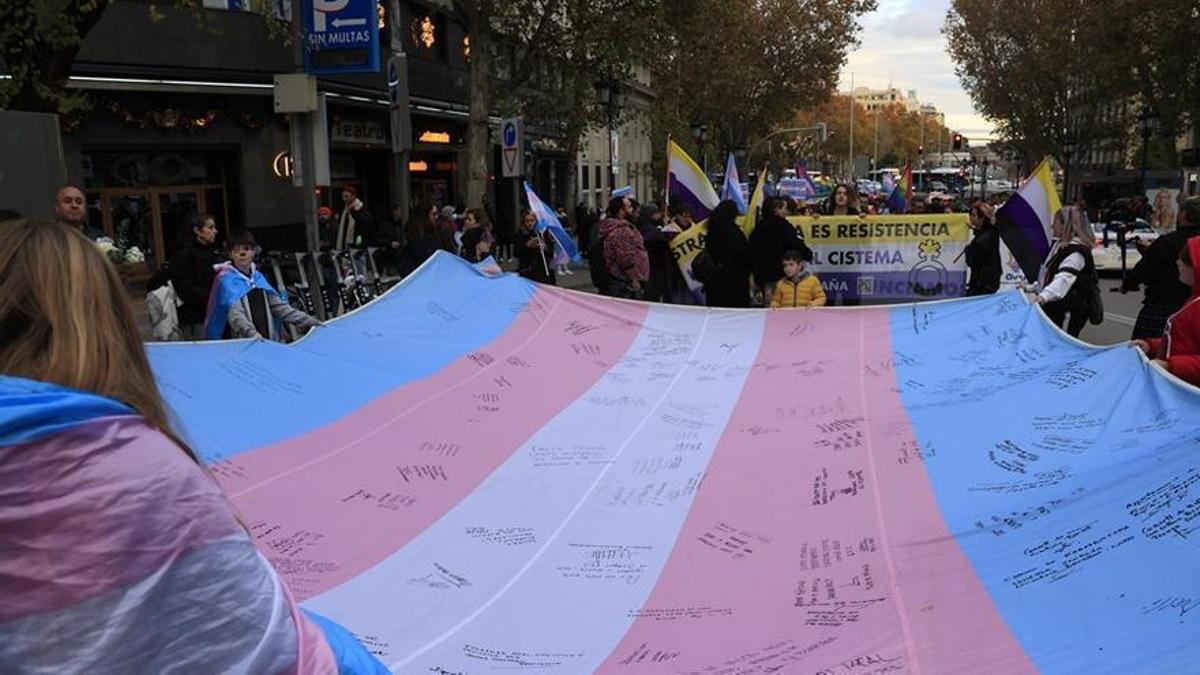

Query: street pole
left=607, top=105, right=616, bottom=191
left=388, top=0, right=411, bottom=222
left=873, top=110, right=879, bottom=175
left=848, top=72, right=855, bottom=179
left=291, top=0, right=319, bottom=252
left=1138, top=125, right=1151, bottom=193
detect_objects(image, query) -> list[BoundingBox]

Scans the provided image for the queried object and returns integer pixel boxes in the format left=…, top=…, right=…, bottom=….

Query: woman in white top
left=1033, top=205, right=1097, bottom=337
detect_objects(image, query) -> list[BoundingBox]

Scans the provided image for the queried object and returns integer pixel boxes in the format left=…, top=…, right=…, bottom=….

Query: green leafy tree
left=1091, top=0, right=1200, bottom=169
left=652, top=0, right=876, bottom=173
left=944, top=0, right=1134, bottom=184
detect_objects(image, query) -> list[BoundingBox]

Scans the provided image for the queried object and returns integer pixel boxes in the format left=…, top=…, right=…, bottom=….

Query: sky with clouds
left=837, top=0, right=995, bottom=141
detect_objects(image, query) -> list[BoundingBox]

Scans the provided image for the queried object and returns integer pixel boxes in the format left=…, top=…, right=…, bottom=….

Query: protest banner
left=670, top=213, right=971, bottom=304
left=795, top=214, right=970, bottom=302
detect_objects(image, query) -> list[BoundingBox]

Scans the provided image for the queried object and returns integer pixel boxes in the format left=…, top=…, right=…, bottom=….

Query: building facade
left=55, top=0, right=579, bottom=266
left=575, top=65, right=657, bottom=211
left=851, top=86, right=921, bottom=114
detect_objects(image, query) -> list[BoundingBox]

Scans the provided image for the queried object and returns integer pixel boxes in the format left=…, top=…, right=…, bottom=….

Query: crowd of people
left=1, top=177, right=1197, bottom=674
left=18, top=181, right=1200, bottom=388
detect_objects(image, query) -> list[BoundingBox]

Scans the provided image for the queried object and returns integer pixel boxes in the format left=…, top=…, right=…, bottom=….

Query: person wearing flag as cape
left=203, top=230, right=321, bottom=341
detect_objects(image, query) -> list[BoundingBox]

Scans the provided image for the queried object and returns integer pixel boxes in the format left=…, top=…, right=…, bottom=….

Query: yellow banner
left=670, top=213, right=972, bottom=301
left=669, top=221, right=708, bottom=292
left=792, top=214, right=970, bottom=245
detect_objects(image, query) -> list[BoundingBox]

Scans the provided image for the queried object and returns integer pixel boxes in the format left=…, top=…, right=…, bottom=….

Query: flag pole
left=664, top=133, right=672, bottom=212
left=538, top=235, right=551, bottom=278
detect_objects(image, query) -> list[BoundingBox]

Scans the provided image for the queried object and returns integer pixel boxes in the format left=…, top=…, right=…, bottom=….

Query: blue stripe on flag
left=524, top=182, right=581, bottom=263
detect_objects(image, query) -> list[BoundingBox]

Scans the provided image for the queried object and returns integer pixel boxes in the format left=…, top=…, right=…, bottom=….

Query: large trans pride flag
left=148, top=252, right=1200, bottom=673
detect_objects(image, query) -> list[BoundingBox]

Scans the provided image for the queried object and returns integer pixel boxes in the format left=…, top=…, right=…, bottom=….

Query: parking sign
left=303, top=0, right=380, bottom=75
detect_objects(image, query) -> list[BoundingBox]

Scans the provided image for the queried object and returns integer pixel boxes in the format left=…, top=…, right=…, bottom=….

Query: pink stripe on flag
left=598, top=309, right=1034, bottom=673
left=0, top=417, right=247, bottom=623
left=223, top=288, right=649, bottom=600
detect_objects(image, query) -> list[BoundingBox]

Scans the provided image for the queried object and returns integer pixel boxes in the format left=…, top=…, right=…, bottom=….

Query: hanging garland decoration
left=234, top=110, right=270, bottom=130
left=58, top=95, right=276, bottom=134
left=60, top=116, right=85, bottom=135
left=103, top=98, right=218, bottom=132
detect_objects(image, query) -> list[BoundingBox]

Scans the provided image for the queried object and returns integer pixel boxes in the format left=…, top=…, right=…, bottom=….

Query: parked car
left=1090, top=220, right=1160, bottom=273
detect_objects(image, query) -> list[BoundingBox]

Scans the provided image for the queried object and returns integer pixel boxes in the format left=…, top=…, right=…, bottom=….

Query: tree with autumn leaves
left=790, top=96, right=955, bottom=176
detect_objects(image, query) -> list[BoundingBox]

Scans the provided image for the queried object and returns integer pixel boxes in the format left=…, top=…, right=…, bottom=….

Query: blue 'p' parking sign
left=303, top=0, right=381, bottom=75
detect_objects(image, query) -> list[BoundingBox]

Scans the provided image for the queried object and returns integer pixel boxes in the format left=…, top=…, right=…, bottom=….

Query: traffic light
left=918, top=144, right=924, bottom=156
left=952, top=133, right=964, bottom=151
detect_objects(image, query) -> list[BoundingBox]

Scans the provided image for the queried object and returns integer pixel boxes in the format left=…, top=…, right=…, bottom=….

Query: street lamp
left=595, top=80, right=624, bottom=191
left=1062, top=138, right=1077, bottom=202
left=1137, top=108, right=1160, bottom=192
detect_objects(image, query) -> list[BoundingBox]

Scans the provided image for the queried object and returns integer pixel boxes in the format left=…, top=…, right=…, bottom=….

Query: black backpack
left=588, top=232, right=611, bottom=292
left=1055, top=243, right=1104, bottom=325
left=691, top=249, right=718, bottom=286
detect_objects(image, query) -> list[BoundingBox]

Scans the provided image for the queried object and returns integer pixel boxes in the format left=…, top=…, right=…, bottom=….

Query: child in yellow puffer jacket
left=771, top=249, right=826, bottom=308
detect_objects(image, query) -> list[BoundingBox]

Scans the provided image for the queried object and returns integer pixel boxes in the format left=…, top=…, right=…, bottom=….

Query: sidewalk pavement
left=132, top=259, right=600, bottom=341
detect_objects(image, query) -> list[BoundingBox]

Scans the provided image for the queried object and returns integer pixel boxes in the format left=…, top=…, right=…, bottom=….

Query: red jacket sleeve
left=1166, top=354, right=1200, bottom=386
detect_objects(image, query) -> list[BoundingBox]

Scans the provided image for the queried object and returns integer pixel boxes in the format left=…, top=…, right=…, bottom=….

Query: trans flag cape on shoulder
left=148, top=252, right=1200, bottom=673
left=203, top=261, right=283, bottom=340
left=0, top=375, right=387, bottom=674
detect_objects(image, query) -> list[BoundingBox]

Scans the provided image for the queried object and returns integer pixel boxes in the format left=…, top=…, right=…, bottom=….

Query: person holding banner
left=1131, top=237, right=1200, bottom=387
left=1033, top=206, right=1099, bottom=337
left=822, top=184, right=860, bottom=216
left=750, top=196, right=811, bottom=306
left=964, top=200, right=1002, bottom=296
left=515, top=210, right=557, bottom=285
left=704, top=200, right=753, bottom=308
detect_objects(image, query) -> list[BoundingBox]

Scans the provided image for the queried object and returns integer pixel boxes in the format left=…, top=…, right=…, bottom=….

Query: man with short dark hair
left=54, top=185, right=103, bottom=240
left=1126, top=196, right=1200, bottom=338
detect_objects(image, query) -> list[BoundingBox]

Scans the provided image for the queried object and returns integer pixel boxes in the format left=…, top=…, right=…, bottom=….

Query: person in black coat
left=398, top=203, right=441, bottom=278
left=749, top=196, right=811, bottom=303
left=168, top=213, right=224, bottom=337
left=1124, top=196, right=1200, bottom=338
left=704, top=200, right=752, bottom=308
left=636, top=203, right=672, bottom=303
left=372, top=204, right=405, bottom=275
left=515, top=209, right=557, bottom=285
left=964, top=200, right=1002, bottom=296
